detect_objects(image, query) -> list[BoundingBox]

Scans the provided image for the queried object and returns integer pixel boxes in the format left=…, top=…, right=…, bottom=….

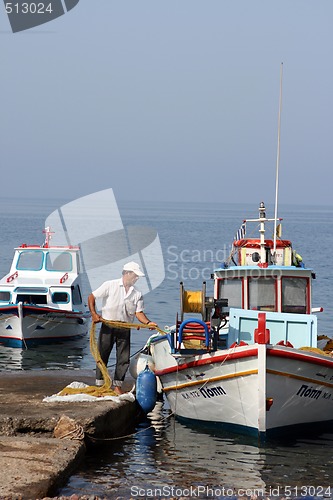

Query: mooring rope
left=86, top=407, right=175, bottom=442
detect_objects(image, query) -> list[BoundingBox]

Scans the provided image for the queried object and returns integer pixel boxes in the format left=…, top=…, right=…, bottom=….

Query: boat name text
left=200, top=385, right=226, bottom=398
left=181, top=385, right=227, bottom=400
left=296, top=384, right=321, bottom=400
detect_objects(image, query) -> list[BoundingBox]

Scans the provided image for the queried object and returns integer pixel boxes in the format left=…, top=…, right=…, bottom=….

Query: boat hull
left=0, top=304, right=89, bottom=347
left=150, top=337, right=333, bottom=438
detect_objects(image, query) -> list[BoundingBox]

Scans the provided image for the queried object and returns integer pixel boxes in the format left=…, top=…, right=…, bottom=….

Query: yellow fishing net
left=58, top=319, right=166, bottom=397
left=299, top=346, right=328, bottom=355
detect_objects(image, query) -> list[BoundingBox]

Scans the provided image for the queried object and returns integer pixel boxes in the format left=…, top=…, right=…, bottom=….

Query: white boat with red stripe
left=148, top=202, right=333, bottom=440
left=0, top=227, right=89, bottom=348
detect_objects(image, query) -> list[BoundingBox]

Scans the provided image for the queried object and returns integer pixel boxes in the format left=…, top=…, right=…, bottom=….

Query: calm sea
left=0, top=197, right=332, bottom=499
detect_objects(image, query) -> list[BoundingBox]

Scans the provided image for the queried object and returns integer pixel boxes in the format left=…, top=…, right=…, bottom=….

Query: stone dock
left=0, top=369, right=141, bottom=499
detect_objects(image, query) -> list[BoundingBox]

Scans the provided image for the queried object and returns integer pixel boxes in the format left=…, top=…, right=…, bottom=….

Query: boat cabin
left=214, top=202, right=313, bottom=316
left=214, top=266, right=312, bottom=315
left=172, top=203, right=318, bottom=354
left=0, top=243, right=84, bottom=311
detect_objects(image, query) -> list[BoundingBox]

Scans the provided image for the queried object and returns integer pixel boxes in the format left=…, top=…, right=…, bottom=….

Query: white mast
left=273, top=62, right=283, bottom=258
left=259, top=202, right=266, bottom=263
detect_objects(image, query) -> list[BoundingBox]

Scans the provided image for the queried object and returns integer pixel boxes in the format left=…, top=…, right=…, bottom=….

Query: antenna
left=273, top=62, right=283, bottom=257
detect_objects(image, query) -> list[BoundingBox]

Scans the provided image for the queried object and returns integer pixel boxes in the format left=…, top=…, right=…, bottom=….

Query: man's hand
left=91, top=313, right=102, bottom=323
left=88, top=294, right=102, bottom=323
left=136, top=311, right=157, bottom=329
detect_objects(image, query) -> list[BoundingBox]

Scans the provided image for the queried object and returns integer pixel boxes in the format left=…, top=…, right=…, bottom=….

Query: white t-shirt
left=92, top=278, right=144, bottom=322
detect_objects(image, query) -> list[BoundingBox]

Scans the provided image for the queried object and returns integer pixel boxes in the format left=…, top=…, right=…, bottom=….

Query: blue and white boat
left=0, top=227, right=89, bottom=348
left=148, top=202, right=333, bottom=439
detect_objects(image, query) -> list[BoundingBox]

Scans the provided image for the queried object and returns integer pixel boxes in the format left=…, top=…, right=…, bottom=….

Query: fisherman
left=88, top=261, right=157, bottom=395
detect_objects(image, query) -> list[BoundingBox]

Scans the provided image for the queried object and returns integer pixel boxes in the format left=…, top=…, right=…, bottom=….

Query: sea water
left=0, top=197, right=332, bottom=498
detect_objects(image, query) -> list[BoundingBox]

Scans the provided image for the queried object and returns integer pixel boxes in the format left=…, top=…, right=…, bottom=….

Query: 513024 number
left=5, top=3, right=53, bottom=14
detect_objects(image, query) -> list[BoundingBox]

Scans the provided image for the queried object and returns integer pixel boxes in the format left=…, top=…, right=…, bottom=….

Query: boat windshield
left=17, top=250, right=44, bottom=271
left=218, top=278, right=242, bottom=309
left=281, top=277, right=308, bottom=314
left=46, top=252, right=72, bottom=272
left=248, top=277, right=276, bottom=312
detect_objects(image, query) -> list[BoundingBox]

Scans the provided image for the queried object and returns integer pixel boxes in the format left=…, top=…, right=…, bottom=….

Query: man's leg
left=114, top=328, right=131, bottom=392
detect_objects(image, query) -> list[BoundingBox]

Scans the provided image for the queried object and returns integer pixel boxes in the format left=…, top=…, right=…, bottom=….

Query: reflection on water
left=0, top=336, right=92, bottom=371
left=0, top=335, right=156, bottom=374
left=1, top=200, right=333, bottom=498
left=60, top=401, right=333, bottom=498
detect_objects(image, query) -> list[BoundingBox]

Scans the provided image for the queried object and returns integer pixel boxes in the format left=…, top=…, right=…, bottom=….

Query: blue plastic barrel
left=136, top=365, right=157, bottom=414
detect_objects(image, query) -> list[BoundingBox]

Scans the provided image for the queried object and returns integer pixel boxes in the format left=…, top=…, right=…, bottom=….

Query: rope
left=52, top=319, right=170, bottom=443
left=182, top=290, right=203, bottom=314
left=54, top=415, right=85, bottom=441
left=58, top=319, right=167, bottom=398
left=86, top=408, right=175, bottom=442
left=102, top=318, right=167, bottom=336
left=58, top=423, right=85, bottom=441
left=58, top=320, right=115, bottom=397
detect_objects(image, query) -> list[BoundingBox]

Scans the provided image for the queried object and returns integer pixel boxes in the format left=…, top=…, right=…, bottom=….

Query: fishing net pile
left=298, top=335, right=333, bottom=356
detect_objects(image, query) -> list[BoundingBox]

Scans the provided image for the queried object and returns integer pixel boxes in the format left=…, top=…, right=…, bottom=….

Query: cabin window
left=15, top=287, right=48, bottom=304
left=0, top=291, right=10, bottom=302
left=218, top=278, right=242, bottom=309
left=281, top=277, right=307, bottom=314
left=16, top=294, right=47, bottom=304
left=15, top=287, right=48, bottom=294
left=17, top=250, right=43, bottom=271
left=72, top=285, right=82, bottom=305
left=52, top=292, right=69, bottom=304
left=46, top=252, right=72, bottom=272
left=248, top=277, right=276, bottom=311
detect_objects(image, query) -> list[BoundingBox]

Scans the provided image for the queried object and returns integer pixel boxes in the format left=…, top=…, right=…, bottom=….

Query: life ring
left=233, top=239, right=291, bottom=248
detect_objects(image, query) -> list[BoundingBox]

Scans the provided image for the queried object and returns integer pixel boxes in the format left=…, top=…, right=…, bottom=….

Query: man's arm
left=88, top=293, right=102, bottom=323
left=136, top=311, right=157, bottom=328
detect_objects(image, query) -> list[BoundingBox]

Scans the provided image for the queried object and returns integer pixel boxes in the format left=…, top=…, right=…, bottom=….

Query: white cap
left=123, top=261, right=145, bottom=277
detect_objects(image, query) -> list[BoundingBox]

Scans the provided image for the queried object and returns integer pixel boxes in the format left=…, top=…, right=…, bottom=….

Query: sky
left=1, top=1, right=333, bottom=206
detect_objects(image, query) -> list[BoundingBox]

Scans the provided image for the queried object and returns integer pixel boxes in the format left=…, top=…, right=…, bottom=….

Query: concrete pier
left=0, top=369, right=141, bottom=499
